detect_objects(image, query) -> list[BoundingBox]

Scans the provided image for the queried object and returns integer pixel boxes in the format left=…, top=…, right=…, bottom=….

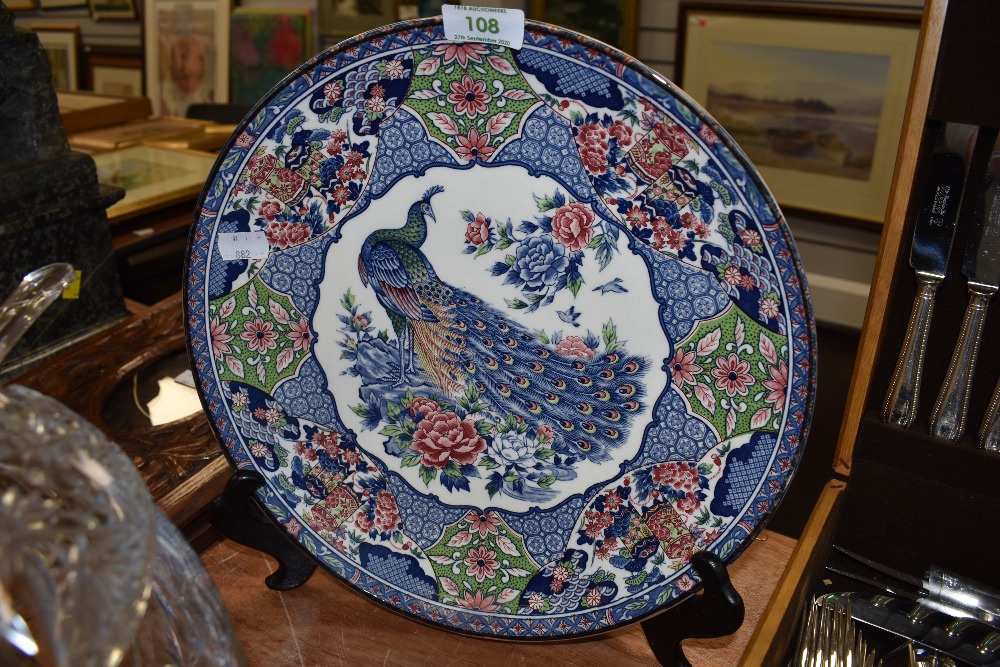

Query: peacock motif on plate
left=185, top=18, right=816, bottom=639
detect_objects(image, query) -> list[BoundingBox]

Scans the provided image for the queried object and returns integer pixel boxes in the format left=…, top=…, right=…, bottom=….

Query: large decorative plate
left=185, top=18, right=816, bottom=638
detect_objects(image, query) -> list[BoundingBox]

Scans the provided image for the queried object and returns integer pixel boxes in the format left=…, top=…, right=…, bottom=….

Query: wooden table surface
left=201, top=530, right=795, bottom=667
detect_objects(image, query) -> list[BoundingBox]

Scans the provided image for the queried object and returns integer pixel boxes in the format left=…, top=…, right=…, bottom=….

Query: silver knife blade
left=883, top=123, right=977, bottom=426
left=962, top=138, right=1000, bottom=286
left=911, top=123, right=978, bottom=278
left=930, top=133, right=1000, bottom=440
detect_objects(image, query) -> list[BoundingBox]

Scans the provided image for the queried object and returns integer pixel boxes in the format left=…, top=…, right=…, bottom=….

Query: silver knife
left=883, top=123, right=977, bottom=426
left=930, top=134, right=1000, bottom=441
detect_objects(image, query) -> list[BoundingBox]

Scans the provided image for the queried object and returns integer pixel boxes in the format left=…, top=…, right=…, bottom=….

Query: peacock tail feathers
left=410, top=285, right=647, bottom=463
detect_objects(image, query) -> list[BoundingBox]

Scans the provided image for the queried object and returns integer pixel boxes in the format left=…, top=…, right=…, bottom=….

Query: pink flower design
left=554, top=335, right=596, bottom=360
left=669, top=348, right=701, bottom=388
left=651, top=462, right=701, bottom=493
left=625, top=205, right=650, bottom=228
left=231, top=390, right=249, bottom=408
left=698, top=124, right=719, bottom=147
left=739, top=229, right=762, bottom=247
left=264, top=407, right=281, bottom=424
left=578, top=141, right=608, bottom=175
left=332, top=184, right=352, bottom=205
left=374, top=491, right=400, bottom=532
left=526, top=592, right=547, bottom=611
left=447, top=75, right=491, bottom=118
left=466, top=511, right=501, bottom=537
left=609, top=120, right=633, bottom=147
left=739, top=274, right=757, bottom=290
left=595, top=541, right=615, bottom=560
left=323, top=80, right=343, bottom=104
left=433, top=42, right=489, bottom=66
left=759, top=296, right=781, bottom=320
left=455, top=128, right=495, bottom=162
left=350, top=313, right=369, bottom=330
left=677, top=573, right=697, bottom=591
left=250, top=441, right=268, bottom=458
left=366, top=96, right=387, bottom=113
left=723, top=265, right=743, bottom=286
left=675, top=492, right=700, bottom=514
left=664, top=227, right=687, bottom=252
left=313, top=429, right=340, bottom=455
left=258, top=198, right=283, bottom=222
left=550, top=201, right=595, bottom=251
left=604, top=490, right=623, bottom=510
left=355, top=513, right=374, bottom=533
left=536, top=424, right=555, bottom=442
left=712, top=353, right=755, bottom=397
left=407, top=396, right=440, bottom=418
left=235, top=131, right=255, bottom=149
left=577, top=123, right=609, bottom=148
left=209, top=316, right=232, bottom=359
left=383, top=58, right=405, bottom=78
left=465, top=212, right=490, bottom=245
left=464, top=546, right=500, bottom=582
left=265, top=220, right=311, bottom=250
left=287, top=315, right=312, bottom=352
left=409, top=411, right=487, bottom=469
left=330, top=128, right=348, bottom=145
left=763, top=361, right=788, bottom=411
left=584, top=588, right=603, bottom=607
left=455, top=589, right=500, bottom=611
left=241, top=317, right=278, bottom=353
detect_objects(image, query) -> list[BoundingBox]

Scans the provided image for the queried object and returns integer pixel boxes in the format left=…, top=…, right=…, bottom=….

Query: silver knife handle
left=979, top=376, right=1000, bottom=452
left=882, top=275, right=940, bottom=426
left=930, top=284, right=995, bottom=440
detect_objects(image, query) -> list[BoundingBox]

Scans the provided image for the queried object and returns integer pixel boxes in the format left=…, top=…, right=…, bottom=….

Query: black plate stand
left=209, top=470, right=317, bottom=590
left=211, top=470, right=744, bottom=662
left=639, top=550, right=745, bottom=667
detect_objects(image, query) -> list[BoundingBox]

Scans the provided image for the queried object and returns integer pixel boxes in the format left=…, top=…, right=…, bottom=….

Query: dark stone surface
left=0, top=2, right=128, bottom=380
left=0, top=4, right=69, bottom=162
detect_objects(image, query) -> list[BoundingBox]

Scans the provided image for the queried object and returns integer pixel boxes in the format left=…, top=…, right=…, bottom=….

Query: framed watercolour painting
left=678, top=6, right=920, bottom=223
left=93, top=145, right=215, bottom=222
left=144, top=0, right=230, bottom=117
left=32, top=24, right=80, bottom=90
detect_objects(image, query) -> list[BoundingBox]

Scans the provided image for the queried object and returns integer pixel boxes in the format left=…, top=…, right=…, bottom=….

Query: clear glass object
left=0, top=265, right=245, bottom=666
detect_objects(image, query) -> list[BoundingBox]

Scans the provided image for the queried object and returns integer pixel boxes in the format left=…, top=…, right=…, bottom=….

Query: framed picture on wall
left=318, top=0, right=397, bottom=41
left=530, top=0, right=638, bottom=55
left=86, top=50, right=144, bottom=96
left=32, top=24, right=80, bottom=90
left=677, top=5, right=920, bottom=224
left=144, top=0, right=230, bottom=117
left=89, top=0, right=137, bottom=21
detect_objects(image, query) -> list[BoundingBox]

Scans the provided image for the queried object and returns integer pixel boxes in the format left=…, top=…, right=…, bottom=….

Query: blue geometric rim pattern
left=184, top=18, right=817, bottom=639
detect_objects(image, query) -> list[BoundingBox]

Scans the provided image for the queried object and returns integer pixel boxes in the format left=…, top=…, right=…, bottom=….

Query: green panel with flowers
left=209, top=278, right=315, bottom=393
left=405, top=44, right=540, bottom=160
left=425, top=510, right=539, bottom=613
left=667, top=304, right=788, bottom=440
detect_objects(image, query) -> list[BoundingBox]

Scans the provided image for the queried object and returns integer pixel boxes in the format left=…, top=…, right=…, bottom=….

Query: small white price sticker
left=218, top=231, right=269, bottom=261
left=443, top=4, right=524, bottom=50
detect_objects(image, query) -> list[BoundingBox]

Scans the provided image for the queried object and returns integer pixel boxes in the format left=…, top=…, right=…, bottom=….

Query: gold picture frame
left=144, top=0, right=230, bottom=117
left=678, top=5, right=920, bottom=224
left=93, top=145, right=216, bottom=223
left=31, top=24, right=81, bottom=90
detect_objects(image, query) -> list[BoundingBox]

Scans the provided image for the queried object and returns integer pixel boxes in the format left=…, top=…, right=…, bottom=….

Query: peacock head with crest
left=410, top=185, right=444, bottom=224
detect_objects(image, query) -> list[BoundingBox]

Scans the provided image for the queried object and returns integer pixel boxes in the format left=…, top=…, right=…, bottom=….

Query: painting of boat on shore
left=703, top=43, right=890, bottom=182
